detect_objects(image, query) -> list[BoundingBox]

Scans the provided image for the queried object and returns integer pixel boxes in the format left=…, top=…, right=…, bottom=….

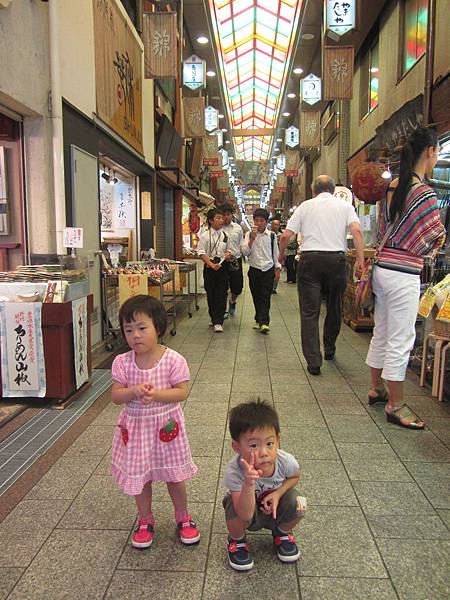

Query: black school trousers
left=248, top=266, right=275, bottom=326
left=203, top=265, right=229, bottom=325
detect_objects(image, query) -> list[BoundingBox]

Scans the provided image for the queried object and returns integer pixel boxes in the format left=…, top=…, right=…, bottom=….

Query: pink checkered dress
left=110, top=348, right=197, bottom=496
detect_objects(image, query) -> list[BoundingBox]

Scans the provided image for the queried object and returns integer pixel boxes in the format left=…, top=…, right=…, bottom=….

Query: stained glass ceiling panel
left=208, top=0, right=302, bottom=161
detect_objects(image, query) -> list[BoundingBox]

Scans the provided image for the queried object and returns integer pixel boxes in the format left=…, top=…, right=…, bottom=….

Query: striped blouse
left=376, top=183, right=445, bottom=275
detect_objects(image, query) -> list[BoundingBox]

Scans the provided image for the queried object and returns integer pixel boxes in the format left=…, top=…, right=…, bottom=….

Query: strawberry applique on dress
left=159, top=418, right=179, bottom=443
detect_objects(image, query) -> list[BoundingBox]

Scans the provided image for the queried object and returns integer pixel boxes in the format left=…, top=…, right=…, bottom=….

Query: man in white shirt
left=198, top=208, right=231, bottom=333
left=279, top=175, right=364, bottom=374
left=220, top=204, right=244, bottom=317
left=270, top=218, right=282, bottom=294
left=242, top=208, right=281, bottom=334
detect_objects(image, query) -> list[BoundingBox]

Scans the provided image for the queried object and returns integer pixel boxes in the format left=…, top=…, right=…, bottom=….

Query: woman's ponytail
left=389, top=126, right=438, bottom=222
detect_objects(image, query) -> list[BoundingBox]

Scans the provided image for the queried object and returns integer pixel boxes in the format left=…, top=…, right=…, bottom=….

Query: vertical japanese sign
left=301, top=73, right=322, bottom=106
left=183, top=55, right=206, bottom=90
left=275, top=174, right=288, bottom=193
left=285, top=126, right=300, bottom=148
left=72, top=297, right=89, bottom=390
left=0, top=303, right=46, bottom=398
left=300, top=111, right=321, bottom=148
left=63, top=227, right=84, bottom=249
left=202, top=134, right=219, bottom=166
left=285, top=150, right=300, bottom=177
left=143, top=12, right=178, bottom=79
left=93, top=0, right=143, bottom=154
left=326, top=0, right=356, bottom=37
left=184, top=96, right=205, bottom=138
left=119, top=273, right=149, bottom=307
left=116, top=183, right=136, bottom=229
left=205, top=106, right=219, bottom=132
left=323, top=46, right=354, bottom=100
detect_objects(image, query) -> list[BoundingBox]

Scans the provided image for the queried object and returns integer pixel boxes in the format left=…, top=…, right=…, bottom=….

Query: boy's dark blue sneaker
left=272, top=528, right=301, bottom=563
left=228, top=302, right=236, bottom=316
left=227, top=536, right=254, bottom=571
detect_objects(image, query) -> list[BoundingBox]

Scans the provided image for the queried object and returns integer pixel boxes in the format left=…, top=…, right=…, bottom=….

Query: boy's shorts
left=223, top=488, right=305, bottom=532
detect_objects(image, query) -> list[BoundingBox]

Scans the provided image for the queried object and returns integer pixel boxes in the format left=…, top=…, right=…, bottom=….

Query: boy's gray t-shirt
left=224, top=449, right=299, bottom=502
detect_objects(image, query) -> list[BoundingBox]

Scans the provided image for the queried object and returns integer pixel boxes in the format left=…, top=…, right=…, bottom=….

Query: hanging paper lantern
left=351, top=162, right=389, bottom=205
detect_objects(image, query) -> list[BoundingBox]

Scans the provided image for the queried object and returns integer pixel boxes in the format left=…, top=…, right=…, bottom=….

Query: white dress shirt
left=242, top=228, right=281, bottom=271
left=222, top=222, right=243, bottom=258
left=286, top=192, right=360, bottom=252
left=197, top=228, right=227, bottom=259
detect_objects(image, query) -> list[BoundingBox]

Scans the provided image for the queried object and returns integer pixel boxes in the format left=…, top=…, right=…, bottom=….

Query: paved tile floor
left=1, top=276, right=450, bottom=599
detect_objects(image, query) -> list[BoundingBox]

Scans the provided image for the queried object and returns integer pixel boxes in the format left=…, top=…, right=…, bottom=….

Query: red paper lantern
left=351, top=162, right=389, bottom=205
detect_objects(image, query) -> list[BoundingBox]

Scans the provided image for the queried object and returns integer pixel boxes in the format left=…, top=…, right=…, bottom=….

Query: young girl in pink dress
left=111, top=294, right=200, bottom=549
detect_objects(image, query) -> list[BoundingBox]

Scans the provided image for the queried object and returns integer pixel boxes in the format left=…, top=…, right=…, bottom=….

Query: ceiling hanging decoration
left=207, top=0, right=303, bottom=161
left=300, top=73, right=322, bottom=106
left=325, top=0, right=356, bottom=37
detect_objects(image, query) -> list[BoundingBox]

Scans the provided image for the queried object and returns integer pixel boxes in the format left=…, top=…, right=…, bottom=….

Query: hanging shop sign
left=238, top=161, right=264, bottom=185
left=0, top=303, right=46, bottom=398
left=275, top=174, right=288, bottom=193
left=285, top=150, right=300, bottom=177
left=301, top=73, right=322, bottom=106
left=326, top=0, right=356, bottom=37
left=285, top=126, right=299, bottom=148
left=300, top=111, right=321, bottom=148
left=276, top=153, right=286, bottom=173
left=183, top=55, right=205, bottom=90
left=323, top=46, right=354, bottom=100
left=72, top=297, right=89, bottom=390
left=63, top=227, right=83, bottom=249
left=220, top=148, right=229, bottom=169
left=0, top=148, right=9, bottom=235
left=259, top=160, right=270, bottom=185
left=215, top=129, right=223, bottom=148
left=209, top=155, right=223, bottom=178
left=209, top=170, right=224, bottom=178
left=119, top=273, right=149, bottom=307
left=143, top=12, right=178, bottom=79
left=205, top=106, right=219, bottom=132
left=217, top=172, right=230, bottom=192
left=116, top=183, right=136, bottom=229
left=202, top=134, right=219, bottom=166
left=93, top=0, right=143, bottom=154
left=184, top=96, right=205, bottom=138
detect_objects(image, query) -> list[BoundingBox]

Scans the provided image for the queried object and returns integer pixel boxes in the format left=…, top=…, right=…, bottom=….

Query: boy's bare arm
left=231, top=453, right=262, bottom=522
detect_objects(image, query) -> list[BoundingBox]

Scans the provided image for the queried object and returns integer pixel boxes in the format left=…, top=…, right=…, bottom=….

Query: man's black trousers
left=297, top=252, right=347, bottom=368
left=203, top=265, right=229, bottom=325
left=248, top=266, right=275, bottom=326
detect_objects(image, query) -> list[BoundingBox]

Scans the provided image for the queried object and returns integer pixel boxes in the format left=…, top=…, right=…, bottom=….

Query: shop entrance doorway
left=71, top=146, right=102, bottom=346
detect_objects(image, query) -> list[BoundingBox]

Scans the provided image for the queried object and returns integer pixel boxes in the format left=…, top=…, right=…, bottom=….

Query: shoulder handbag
left=353, top=222, right=394, bottom=316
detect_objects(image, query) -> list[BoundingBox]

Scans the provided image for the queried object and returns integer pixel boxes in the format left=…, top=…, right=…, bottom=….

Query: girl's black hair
left=118, top=294, right=168, bottom=338
left=389, top=126, right=438, bottom=221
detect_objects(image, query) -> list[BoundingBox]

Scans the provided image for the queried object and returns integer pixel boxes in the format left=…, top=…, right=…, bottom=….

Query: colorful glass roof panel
left=208, top=0, right=302, bottom=161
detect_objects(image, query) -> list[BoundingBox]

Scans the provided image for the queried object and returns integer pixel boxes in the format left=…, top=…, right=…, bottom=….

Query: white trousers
left=366, top=265, right=421, bottom=382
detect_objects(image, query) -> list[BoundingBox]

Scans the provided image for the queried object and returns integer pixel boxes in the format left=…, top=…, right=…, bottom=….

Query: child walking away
left=242, top=208, right=281, bottom=334
left=223, top=400, right=306, bottom=570
left=111, top=295, right=200, bottom=549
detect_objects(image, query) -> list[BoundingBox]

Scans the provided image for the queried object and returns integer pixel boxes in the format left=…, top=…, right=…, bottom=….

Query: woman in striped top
left=366, top=127, right=445, bottom=429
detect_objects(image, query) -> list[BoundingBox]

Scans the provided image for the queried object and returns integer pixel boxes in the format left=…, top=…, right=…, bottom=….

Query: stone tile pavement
left=1, top=275, right=450, bottom=599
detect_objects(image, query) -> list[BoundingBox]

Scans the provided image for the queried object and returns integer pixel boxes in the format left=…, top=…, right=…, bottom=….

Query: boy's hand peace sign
left=240, top=452, right=262, bottom=486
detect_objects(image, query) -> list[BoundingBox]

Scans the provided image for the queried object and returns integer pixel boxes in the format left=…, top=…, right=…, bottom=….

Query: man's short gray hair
left=312, top=175, right=336, bottom=195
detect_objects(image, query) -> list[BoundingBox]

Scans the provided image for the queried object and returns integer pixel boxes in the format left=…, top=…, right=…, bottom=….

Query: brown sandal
left=368, top=388, right=389, bottom=406
left=385, top=404, right=425, bottom=430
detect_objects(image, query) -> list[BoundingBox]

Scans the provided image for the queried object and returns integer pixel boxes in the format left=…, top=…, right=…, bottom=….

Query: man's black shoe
left=307, top=366, right=321, bottom=376
left=324, top=352, right=335, bottom=360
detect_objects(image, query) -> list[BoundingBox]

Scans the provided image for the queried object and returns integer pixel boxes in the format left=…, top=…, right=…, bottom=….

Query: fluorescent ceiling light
left=302, top=33, right=314, bottom=40
left=287, top=93, right=296, bottom=98
left=218, top=114, right=224, bottom=119
left=282, top=112, right=290, bottom=117
left=197, top=36, right=209, bottom=44
left=206, top=70, right=216, bottom=77
left=293, top=67, right=303, bottom=75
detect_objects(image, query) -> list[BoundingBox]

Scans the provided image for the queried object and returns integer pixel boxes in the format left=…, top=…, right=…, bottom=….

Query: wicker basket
left=433, top=318, right=450, bottom=337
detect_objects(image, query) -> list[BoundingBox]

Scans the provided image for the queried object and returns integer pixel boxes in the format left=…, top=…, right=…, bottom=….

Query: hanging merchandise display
left=326, top=0, right=356, bottom=37
left=301, top=74, right=322, bottom=106
left=351, top=162, right=390, bottom=204
left=323, top=46, right=354, bottom=100
left=205, top=106, right=219, bottom=132
left=143, top=12, right=178, bottom=79
left=184, top=96, right=205, bottom=138
left=285, top=126, right=299, bottom=148
left=300, top=111, right=321, bottom=148
left=183, top=54, right=206, bottom=90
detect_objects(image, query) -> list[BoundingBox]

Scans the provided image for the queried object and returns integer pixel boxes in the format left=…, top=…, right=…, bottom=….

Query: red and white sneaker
left=177, top=519, right=201, bottom=545
left=131, top=518, right=154, bottom=549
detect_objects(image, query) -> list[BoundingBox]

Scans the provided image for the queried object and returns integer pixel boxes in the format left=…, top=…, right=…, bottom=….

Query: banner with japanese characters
left=323, top=46, right=354, bottom=100
left=285, top=150, right=300, bottom=177
left=143, top=12, right=178, bottom=79
left=300, top=111, right=321, bottom=148
left=119, top=273, right=149, bottom=307
left=0, top=303, right=46, bottom=398
left=93, top=0, right=143, bottom=153
left=202, top=135, right=219, bottom=166
left=184, top=96, right=205, bottom=138
left=72, top=297, right=89, bottom=390
left=275, top=174, right=288, bottom=193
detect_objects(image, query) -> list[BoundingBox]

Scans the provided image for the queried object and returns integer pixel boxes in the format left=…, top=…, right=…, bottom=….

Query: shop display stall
left=0, top=258, right=93, bottom=402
